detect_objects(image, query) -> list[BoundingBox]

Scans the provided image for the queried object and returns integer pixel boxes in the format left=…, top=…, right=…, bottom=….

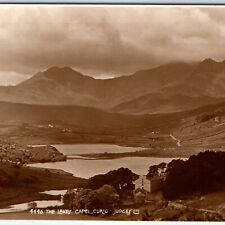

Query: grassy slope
left=2, top=100, right=225, bottom=154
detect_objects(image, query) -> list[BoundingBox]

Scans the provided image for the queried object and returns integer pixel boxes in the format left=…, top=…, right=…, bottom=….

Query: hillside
left=0, top=101, right=179, bottom=146
left=0, top=162, right=86, bottom=209
left=112, top=93, right=225, bottom=114
left=0, top=101, right=193, bottom=131
left=1, top=100, right=225, bottom=154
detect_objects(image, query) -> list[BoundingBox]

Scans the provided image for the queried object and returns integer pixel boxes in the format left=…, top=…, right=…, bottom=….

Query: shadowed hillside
left=1, top=100, right=225, bottom=154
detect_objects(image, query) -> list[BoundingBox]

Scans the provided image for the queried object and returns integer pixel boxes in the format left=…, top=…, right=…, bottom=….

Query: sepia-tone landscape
left=1, top=5, right=225, bottom=221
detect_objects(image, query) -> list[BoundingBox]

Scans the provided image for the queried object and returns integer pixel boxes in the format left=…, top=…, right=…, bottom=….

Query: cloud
left=0, top=5, right=225, bottom=84
left=0, top=71, right=31, bottom=86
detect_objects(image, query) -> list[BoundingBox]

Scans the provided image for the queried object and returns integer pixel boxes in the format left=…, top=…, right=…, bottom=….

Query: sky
left=0, top=5, right=225, bottom=85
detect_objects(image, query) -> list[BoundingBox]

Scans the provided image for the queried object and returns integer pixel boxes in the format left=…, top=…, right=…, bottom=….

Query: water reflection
left=31, top=157, right=177, bottom=179
left=0, top=200, right=63, bottom=214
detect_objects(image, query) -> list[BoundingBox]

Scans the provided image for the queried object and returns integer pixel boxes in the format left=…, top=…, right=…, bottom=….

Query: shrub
left=196, top=113, right=215, bottom=123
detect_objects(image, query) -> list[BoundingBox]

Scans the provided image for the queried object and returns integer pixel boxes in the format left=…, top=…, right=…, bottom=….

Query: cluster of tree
left=196, top=112, right=215, bottom=123
left=86, top=167, right=137, bottom=192
left=147, top=162, right=167, bottom=178
left=195, top=104, right=225, bottom=123
left=63, top=184, right=119, bottom=213
left=163, top=151, right=225, bottom=199
left=214, top=106, right=225, bottom=116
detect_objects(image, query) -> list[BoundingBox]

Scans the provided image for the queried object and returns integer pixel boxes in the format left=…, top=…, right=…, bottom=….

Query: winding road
left=170, top=134, right=182, bottom=147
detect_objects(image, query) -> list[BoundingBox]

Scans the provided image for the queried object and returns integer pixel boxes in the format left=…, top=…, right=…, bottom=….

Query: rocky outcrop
left=27, top=145, right=67, bottom=163
left=0, top=140, right=66, bottom=165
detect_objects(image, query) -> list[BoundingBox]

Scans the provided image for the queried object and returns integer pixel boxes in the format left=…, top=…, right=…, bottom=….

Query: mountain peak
left=45, top=66, right=60, bottom=74
left=44, top=66, right=76, bottom=74
left=202, top=58, right=215, bottom=62
left=43, top=66, right=85, bottom=77
left=195, top=58, right=219, bottom=73
left=39, top=66, right=95, bottom=85
left=61, top=66, right=74, bottom=71
left=189, top=58, right=225, bottom=81
left=201, top=58, right=217, bottom=65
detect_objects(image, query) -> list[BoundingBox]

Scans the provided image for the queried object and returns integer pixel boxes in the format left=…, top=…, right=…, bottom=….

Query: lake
left=31, top=156, right=177, bottom=179
left=52, top=144, right=145, bottom=155
left=0, top=200, right=63, bottom=214
left=2, top=144, right=180, bottom=213
left=3, top=155, right=178, bottom=214
left=0, top=190, right=69, bottom=214
left=30, top=144, right=180, bottom=178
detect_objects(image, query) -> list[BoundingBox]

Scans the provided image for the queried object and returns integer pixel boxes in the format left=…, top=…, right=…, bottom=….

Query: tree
left=196, top=112, right=215, bottom=123
left=96, top=184, right=120, bottom=209
left=72, top=189, right=92, bottom=209
left=63, top=189, right=78, bottom=209
left=63, top=185, right=119, bottom=214
left=163, top=151, right=225, bottom=200
left=147, top=162, right=167, bottom=178
left=85, top=190, right=102, bottom=210
left=87, top=167, right=135, bottom=192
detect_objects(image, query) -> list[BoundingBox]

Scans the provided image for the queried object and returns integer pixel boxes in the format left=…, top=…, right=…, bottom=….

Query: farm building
left=134, top=175, right=164, bottom=193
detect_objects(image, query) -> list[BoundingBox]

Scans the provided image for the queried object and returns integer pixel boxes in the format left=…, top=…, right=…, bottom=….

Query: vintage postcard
left=0, top=4, right=225, bottom=221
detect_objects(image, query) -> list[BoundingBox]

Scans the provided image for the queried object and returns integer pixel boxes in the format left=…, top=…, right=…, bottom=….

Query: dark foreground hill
left=0, top=162, right=86, bottom=209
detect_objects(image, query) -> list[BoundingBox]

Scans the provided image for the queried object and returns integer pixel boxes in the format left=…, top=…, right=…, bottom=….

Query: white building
left=134, top=175, right=165, bottom=193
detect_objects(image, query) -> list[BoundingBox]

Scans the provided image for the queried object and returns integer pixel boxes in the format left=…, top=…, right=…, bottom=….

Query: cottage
left=134, top=175, right=164, bottom=193
left=134, top=175, right=151, bottom=192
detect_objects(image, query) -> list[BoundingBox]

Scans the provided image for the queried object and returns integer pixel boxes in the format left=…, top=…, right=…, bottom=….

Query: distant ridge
left=0, top=59, right=225, bottom=114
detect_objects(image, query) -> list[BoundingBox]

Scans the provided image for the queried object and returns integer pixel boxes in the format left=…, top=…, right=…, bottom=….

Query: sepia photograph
left=0, top=4, right=225, bottom=221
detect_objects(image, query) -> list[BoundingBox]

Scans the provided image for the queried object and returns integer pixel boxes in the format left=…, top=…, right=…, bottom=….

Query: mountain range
left=1, top=58, right=225, bottom=114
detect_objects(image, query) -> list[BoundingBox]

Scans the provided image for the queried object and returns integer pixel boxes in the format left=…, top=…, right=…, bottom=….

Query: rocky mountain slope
left=1, top=59, right=225, bottom=114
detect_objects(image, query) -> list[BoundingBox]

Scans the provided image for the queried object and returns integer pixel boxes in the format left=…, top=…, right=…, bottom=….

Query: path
left=170, top=134, right=181, bottom=147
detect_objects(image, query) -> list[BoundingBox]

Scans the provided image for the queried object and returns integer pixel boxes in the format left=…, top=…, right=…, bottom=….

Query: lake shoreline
left=0, top=143, right=186, bottom=213
left=75, top=149, right=194, bottom=160
left=49, top=143, right=210, bottom=159
left=0, top=163, right=87, bottom=211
